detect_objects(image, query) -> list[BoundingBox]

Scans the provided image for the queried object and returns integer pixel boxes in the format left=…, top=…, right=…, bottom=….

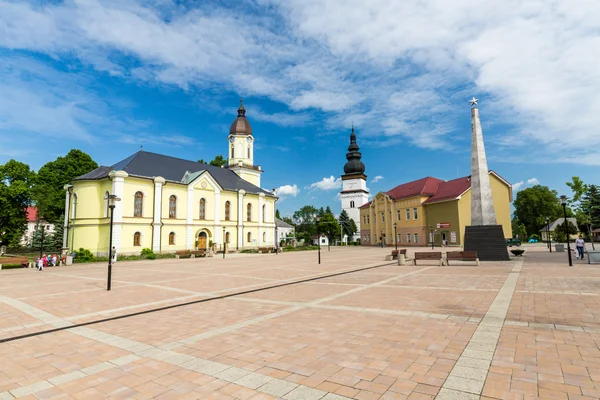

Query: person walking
left=575, top=235, right=585, bottom=260
left=36, top=257, right=44, bottom=271
left=111, top=246, right=117, bottom=264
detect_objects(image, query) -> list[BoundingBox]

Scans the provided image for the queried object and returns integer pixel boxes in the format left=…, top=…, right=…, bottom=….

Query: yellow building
left=62, top=101, right=277, bottom=255
left=359, top=171, right=512, bottom=247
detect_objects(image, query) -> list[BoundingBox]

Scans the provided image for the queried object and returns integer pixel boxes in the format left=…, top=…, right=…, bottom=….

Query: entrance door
left=198, top=232, right=207, bottom=249
left=442, top=232, right=447, bottom=246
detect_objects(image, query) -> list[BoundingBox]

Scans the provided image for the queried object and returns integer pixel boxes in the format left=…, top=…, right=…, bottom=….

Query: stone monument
left=463, top=98, right=509, bottom=261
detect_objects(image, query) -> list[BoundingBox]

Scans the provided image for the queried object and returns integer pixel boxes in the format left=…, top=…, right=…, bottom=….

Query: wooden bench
left=258, top=247, right=271, bottom=254
left=190, top=250, right=206, bottom=258
left=446, top=251, right=479, bottom=266
left=175, top=250, right=191, bottom=259
left=0, top=257, right=29, bottom=269
left=413, top=252, right=444, bottom=266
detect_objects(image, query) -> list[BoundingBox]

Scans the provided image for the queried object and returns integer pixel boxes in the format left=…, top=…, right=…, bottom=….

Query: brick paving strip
left=0, top=264, right=434, bottom=399
left=435, top=257, right=524, bottom=400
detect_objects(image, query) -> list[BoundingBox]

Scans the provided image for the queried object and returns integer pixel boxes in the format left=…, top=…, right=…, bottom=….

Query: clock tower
left=340, top=126, right=369, bottom=240
left=227, top=99, right=262, bottom=187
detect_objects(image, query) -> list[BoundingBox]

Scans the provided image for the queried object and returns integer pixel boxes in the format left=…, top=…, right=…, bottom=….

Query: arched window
left=104, top=191, right=109, bottom=218
left=71, top=193, right=78, bottom=219
left=262, top=204, right=266, bottom=223
left=199, top=198, right=206, bottom=220
left=169, top=232, right=175, bottom=245
left=247, top=203, right=252, bottom=222
left=247, top=232, right=252, bottom=242
left=169, top=195, right=176, bottom=218
left=350, top=200, right=355, bottom=208
left=231, top=145, right=235, bottom=159
left=263, top=232, right=266, bottom=242
left=225, top=232, right=230, bottom=243
left=247, top=146, right=251, bottom=159
left=133, top=232, right=141, bottom=246
left=225, top=201, right=231, bottom=221
left=134, top=191, right=143, bottom=217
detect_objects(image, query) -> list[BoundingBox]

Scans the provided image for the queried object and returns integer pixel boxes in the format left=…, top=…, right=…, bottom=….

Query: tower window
left=247, top=146, right=251, bottom=159
left=350, top=200, right=355, bottom=208
left=134, top=191, right=143, bottom=217
left=231, top=145, right=234, bottom=159
left=225, top=201, right=231, bottom=221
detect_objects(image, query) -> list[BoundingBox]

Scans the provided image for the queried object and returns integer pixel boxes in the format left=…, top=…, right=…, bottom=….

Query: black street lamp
left=39, top=224, right=45, bottom=259
left=316, top=216, right=321, bottom=264
left=560, top=195, right=572, bottom=266
left=222, top=227, right=226, bottom=259
left=106, top=194, right=121, bottom=291
left=546, top=217, right=552, bottom=253
left=393, top=223, right=398, bottom=252
left=430, top=225, right=434, bottom=250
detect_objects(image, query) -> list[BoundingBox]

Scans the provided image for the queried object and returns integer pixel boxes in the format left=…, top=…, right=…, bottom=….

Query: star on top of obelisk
left=469, top=97, right=479, bottom=107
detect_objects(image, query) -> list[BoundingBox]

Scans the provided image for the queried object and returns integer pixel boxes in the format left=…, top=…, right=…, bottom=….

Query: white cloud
left=2, top=0, right=600, bottom=164
left=371, top=175, right=384, bottom=183
left=512, top=181, right=525, bottom=191
left=527, top=178, right=540, bottom=185
left=307, top=176, right=342, bottom=191
left=275, top=184, right=300, bottom=199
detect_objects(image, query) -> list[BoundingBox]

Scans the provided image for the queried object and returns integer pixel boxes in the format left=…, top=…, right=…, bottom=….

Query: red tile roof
left=385, top=177, right=444, bottom=200
left=423, top=176, right=471, bottom=204
left=359, top=200, right=372, bottom=209
left=26, top=206, right=37, bottom=222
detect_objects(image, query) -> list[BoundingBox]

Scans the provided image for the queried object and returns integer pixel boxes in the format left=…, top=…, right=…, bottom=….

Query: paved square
left=1, top=246, right=599, bottom=399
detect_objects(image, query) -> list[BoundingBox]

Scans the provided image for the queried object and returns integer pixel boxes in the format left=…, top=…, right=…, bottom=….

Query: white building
left=276, top=218, right=294, bottom=244
left=339, top=127, right=369, bottom=241
left=21, top=206, right=55, bottom=246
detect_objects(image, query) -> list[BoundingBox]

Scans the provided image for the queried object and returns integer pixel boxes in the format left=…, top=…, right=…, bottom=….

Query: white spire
left=470, top=103, right=497, bottom=226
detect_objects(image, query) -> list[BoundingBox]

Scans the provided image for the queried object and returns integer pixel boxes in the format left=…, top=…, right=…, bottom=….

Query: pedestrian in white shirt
left=575, top=235, right=585, bottom=260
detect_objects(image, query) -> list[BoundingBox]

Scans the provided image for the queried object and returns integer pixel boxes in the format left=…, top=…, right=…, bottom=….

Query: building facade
left=276, top=218, right=294, bottom=244
left=359, top=172, right=512, bottom=246
left=63, top=101, right=277, bottom=256
left=339, top=127, right=369, bottom=241
left=21, top=206, right=55, bottom=246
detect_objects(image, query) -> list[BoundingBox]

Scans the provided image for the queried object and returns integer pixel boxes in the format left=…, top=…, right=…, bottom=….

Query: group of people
left=35, top=254, right=58, bottom=271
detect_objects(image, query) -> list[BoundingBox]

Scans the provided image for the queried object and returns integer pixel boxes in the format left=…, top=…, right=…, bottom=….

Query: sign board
left=438, top=222, right=451, bottom=229
left=450, top=232, right=457, bottom=243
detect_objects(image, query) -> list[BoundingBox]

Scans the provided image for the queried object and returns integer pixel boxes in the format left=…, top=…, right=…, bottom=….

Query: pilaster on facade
left=109, top=170, right=128, bottom=251
left=258, top=193, right=264, bottom=246
left=151, top=177, right=165, bottom=252
left=62, top=185, right=72, bottom=249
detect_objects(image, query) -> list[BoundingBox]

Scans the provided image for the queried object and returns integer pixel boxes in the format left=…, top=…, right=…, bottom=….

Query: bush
left=530, top=234, right=541, bottom=242
left=240, top=249, right=259, bottom=254
left=140, top=248, right=156, bottom=260
left=74, top=248, right=94, bottom=262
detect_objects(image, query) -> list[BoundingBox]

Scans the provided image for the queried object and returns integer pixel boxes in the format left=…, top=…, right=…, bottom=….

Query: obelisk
left=463, top=98, right=509, bottom=261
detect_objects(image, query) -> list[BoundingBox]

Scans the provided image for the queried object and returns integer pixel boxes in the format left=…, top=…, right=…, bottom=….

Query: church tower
left=227, top=99, right=262, bottom=187
left=340, top=126, right=369, bottom=240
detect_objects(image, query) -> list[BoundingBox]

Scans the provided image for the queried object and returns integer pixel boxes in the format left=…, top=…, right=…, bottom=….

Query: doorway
left=198, top=231, right=207, bottom=249
left=442, top=232, right=447, bottom=246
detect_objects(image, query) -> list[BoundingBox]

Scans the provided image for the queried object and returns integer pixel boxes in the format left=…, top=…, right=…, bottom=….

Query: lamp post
left=222, top=227, right=226, bottom=259
left=560, top=195, right=572, bottom=267
left=316, top=216, right=321, bottom=264
left=106, top=194, right=121, bottom=291
left=393, top=223, right=398, bottom=252
left=39, top=224, right=45, bottom=259
left=430, top=225, right=434, bottom=250
left=546, top=217, right=552, bottom=252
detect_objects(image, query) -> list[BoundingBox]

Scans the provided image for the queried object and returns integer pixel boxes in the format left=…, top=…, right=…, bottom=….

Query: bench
left=413, top=252, right=444, bottom=266
left=386, top=249, right=407, bottom=261
left=175, top=250, right=191, bottom=259
left=258, top=247, right=271, bottom=254
left=190, top=250, right=206, bottom=258
left=0, top=257, right=29, bottom=269
left=446, top=251, right=479, bottom=266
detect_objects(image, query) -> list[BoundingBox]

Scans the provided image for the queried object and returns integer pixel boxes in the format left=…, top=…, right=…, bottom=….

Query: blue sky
left=1, top=0, right=599, bottom=217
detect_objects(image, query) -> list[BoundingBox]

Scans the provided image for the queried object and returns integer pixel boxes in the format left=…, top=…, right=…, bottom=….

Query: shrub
left=240, top=249, right=259, bottom=254
left=530, top=234, right=541, bottom=242
left=140, top=248, right=156, bottom=260
left=74, top=248, right=94, bottom=262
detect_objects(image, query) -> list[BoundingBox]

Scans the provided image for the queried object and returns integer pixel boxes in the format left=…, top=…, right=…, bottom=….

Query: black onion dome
left=343, top=126, right=365, bottom=174
left=229, top=99, right=253, bottom=135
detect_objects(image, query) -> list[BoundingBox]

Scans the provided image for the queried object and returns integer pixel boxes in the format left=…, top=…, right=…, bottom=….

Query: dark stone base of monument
left=464, top=225, right=510, bottom=261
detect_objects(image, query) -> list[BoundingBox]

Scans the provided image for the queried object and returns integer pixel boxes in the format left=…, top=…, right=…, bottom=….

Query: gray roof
left=74, top=151, right=274, bottom=196
left=539, top=217, right=579, bottom=232
left=276, top=218, right=294, bottom=229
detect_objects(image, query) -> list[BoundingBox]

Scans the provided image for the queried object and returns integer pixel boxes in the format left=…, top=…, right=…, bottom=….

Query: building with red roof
left=20, top=206, right=56, bottom=246
left=359, top=171, right=512, bottom=246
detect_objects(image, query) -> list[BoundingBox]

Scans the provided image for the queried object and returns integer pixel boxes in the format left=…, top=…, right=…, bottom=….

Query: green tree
left=513, top=185, right=563, bottom=236
left=339, top=210, right=351, bottom=236
left=317, top=213, right=340, bottom=244
left=52, top=215, right=65, bottom=249
left=348, top=218, right=358, bottom=237
left=552, top=220, right=578, bottom=243
left=198, top=155, right=227, bottom=167
left=0, top=160, right=35, bottom=247
left=292, top=205, right=318, bottom=242
left=275, top=209, right=281, bottom=220
left=30, top=223, right=54, bottom=251
left=566, top=176, right=589, bottom=203
left=33, top=150, right=98, bottom=223
left=325, top=206, right=332, bottom=215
